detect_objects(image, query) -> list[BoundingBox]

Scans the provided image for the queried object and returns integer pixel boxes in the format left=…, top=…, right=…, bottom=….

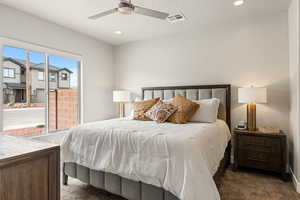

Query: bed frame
left=63, top=84, right=231, bottom=200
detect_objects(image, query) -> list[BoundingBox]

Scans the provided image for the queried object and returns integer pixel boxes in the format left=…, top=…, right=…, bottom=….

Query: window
left=32, top=89, right=36, bottom=95
left=50, top=72, right=56, bottom=81
left=38, top=71, right=44, bottom=80
left=3, top=68, right=15, bottom=78
left=4, top=88, right=13, bottom=95
left=61, top=73, right=68, bottom=80
left=1, top=45, right=81, bottom=137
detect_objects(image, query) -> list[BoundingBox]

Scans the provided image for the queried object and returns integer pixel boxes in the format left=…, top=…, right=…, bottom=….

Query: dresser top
left=0, top=135, right=59, bottom=160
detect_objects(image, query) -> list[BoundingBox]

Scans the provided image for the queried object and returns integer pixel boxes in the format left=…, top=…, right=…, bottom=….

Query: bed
left=62, top=84, right=231, bottom=200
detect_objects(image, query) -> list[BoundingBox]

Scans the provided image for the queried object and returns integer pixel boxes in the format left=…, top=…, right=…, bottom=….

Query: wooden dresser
left=233, top=129, right=288, bottom=180
left=0, top=135, right=60, bottom=200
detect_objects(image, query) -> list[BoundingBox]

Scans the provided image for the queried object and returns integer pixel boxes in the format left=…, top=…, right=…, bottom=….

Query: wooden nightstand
left=233, top=129, right=288, bottom=181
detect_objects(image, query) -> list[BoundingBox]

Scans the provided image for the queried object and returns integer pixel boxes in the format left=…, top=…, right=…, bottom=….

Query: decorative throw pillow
left=168, top=94, right=200, bottom=124
left=133, top=98, right=160, bottom=121
left=145, top=100, right=177, bottom=123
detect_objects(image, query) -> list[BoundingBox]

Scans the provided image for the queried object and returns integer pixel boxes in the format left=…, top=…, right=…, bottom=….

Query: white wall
left=0, top=4, right=115, bottom=122
left=115, top=12, right=290, bottom=133
left=289, top=0, right=300, bottom=189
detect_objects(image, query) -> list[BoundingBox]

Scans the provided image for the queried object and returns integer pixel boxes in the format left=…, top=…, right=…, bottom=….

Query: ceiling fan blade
left=134, top=6, right=169, bottom=20
left=88, top=8, right=118, bottom=20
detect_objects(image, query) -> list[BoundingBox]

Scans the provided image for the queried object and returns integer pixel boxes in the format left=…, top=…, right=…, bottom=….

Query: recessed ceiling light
left=114, top=30, right=123, bottom=35
left=233, top=0, right=245, bottom=6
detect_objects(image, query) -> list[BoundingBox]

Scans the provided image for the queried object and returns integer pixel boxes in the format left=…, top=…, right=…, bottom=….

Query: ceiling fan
left=88, top=0, right=170, bottom=20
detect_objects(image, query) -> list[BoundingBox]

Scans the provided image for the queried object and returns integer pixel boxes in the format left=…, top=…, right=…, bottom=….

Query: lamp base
left=247, top=104, right=256, bottom=131
left=118, top=102, right=125, bottom=118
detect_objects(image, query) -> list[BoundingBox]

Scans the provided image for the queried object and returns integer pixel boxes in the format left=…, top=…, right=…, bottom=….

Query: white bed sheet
left=62, top=118, right=231, bottom=200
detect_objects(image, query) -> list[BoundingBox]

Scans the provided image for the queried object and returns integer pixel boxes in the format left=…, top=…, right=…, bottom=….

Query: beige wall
left=289, top=0, right=300, bottom=189
left=31, top=69, right=44, bottom=91
left=0, top=4, right=115, bottom=122
left=115, top=12, right=290, bottom=132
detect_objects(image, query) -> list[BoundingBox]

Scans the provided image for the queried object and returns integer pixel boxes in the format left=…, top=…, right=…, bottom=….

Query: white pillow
left=189, top=98, right=220, bottom=123
left=129, top=109, right=134, bottom=119
left=128, top=97, right=144, bottom=119
left=163, top=99, right=173, bottom=103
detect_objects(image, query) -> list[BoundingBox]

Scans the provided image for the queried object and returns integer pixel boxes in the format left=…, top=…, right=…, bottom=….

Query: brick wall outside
left=5, top=127, right=44, bottom=137
left=49, top=89, right=79, bottom=131
left=49, top=90, right=57, bottom=131
left=4, top=89, right=79, bottom=136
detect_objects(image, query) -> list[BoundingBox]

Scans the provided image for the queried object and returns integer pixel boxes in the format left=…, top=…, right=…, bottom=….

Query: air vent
left=167, top=13, right=186, bottom=23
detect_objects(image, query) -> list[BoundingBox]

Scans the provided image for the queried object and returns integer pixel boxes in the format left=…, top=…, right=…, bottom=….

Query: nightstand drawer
left=238, top=135, right=281, bottom=153
left=233, top=129, right=287, bottom=179
left=238, top=149, right=281, bottom=172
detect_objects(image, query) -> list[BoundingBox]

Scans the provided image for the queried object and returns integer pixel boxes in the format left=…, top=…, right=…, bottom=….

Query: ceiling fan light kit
left=89, top=0, right=170, bottom=20
left=118, top=1, right=134, bottom=14
left=167, top=13, right=186, bottom=23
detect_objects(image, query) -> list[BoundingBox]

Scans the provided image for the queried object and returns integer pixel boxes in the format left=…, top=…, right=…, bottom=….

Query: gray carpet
left=61, top=169, right=300, bottom=200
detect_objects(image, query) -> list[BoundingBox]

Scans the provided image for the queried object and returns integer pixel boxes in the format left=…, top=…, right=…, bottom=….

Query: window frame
left=0, top=37, right=83, bottom=134
left=38, top=71, right=44, bottom=81
left=61, top=72, right=68, bottom=81
left=50, top=72, right=56, bottom=82
left=3, top=68, right=15, bottom=78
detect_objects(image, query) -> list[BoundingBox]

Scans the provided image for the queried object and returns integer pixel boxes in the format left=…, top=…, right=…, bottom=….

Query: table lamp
left=238, top=87, right=267, bottom=131
left=113, top=90, right=131, bottom=118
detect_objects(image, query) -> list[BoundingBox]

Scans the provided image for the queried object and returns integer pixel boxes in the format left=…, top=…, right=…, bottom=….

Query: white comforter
left=61, top=118, right=231, bottom=200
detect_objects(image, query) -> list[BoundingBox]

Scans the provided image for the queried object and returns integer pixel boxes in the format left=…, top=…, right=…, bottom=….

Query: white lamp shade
left=113, top=90, right=131, bottom=102
left=238, top=87, right=267, bottom=104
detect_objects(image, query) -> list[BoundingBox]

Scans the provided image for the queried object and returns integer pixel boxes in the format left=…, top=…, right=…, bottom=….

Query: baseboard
left=290, top=167, right=300, bottom=193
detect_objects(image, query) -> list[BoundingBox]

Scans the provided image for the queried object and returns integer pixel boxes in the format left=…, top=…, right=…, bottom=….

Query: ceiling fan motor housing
left=118, top=2, right=135, bottom=14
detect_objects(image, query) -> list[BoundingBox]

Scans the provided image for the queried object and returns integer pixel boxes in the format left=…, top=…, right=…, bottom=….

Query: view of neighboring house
left=2, top=57, right=72, bottom=104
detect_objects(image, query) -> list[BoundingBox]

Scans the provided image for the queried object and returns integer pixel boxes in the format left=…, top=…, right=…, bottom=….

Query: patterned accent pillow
left=145, top=100, right=177, bottom=123
left=133, top=98, right=160, bottom=121
left=168, top=94, right=200, bottom=124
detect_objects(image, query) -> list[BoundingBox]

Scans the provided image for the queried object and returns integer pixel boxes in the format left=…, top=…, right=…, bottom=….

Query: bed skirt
left=63, top=142, right=231, bottom=200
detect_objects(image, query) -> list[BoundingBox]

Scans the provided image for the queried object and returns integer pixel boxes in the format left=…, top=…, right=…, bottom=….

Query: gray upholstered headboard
left=142, top=84, right=231, bottom=129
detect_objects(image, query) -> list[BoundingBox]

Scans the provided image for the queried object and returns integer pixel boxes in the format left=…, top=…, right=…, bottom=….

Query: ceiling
left=0, top=0, right=290, bottom=45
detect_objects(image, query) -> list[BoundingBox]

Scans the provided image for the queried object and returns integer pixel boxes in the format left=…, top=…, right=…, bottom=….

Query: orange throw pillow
left=133, top=98, right=160, bottom=121
left=168, top=94, right=200, bottom=124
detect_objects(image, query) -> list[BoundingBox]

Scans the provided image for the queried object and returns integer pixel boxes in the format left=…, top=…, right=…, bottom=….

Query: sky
left=3, top=46, right=79, bottom=88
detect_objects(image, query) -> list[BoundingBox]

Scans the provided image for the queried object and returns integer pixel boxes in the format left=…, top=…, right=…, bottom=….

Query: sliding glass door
left=48, top=55, right=80, bottom=132
left=1, top=45, right=80, bottom=136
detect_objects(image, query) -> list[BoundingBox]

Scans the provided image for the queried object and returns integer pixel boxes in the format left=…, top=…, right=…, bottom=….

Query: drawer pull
left=248, top=158, right=267, bottom=163
left=239, top=145, right=273, bottom=153
left=245, top=142, right=271, bottom=147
